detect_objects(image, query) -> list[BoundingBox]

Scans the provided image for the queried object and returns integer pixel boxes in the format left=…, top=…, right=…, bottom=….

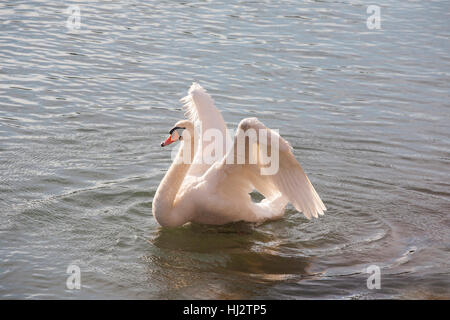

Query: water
left=0, top=0, right=449, bottom=299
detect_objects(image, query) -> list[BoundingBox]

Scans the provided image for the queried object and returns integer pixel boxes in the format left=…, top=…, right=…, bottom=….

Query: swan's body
left=153, top=83, right=326, bottom=227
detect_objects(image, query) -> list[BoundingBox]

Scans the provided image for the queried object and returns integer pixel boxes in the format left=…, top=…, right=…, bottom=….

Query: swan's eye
left=171, top=130, right=180, bottom=141
left=169, top=126, right=186, bottom=141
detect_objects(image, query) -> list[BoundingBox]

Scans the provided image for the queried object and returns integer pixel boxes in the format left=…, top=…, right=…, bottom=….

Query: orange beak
left=160, top=134, right=174, bottom=147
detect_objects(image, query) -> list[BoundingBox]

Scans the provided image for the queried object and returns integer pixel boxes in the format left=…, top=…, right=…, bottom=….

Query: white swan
left=152, top=83, right=326, bottom=227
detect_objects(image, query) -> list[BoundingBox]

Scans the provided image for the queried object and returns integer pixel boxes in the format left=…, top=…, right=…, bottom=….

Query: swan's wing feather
left=219, top=117, right=326, bottom=220
left=180, top=83, right=231, bottom=176
left=180, top=83, right=228, bottom=137
left=273, top=147, right=326, bottom=218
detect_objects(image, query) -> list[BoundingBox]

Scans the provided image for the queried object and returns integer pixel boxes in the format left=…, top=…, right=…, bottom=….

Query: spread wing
left=215, top=117, right=326, bottom=219
left=180, top=83, right=232, bottom=177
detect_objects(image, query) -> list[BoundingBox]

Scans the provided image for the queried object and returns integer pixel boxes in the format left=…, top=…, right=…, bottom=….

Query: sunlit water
left=0, top=0, right=449, bottom=299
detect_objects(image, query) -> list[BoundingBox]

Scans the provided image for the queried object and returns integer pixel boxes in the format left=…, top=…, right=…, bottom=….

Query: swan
left=152, top=83, right=326, bottom=227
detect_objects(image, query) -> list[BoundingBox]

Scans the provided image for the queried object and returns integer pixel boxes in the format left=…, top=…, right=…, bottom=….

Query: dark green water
left=0, top=0, right=449, bottom=299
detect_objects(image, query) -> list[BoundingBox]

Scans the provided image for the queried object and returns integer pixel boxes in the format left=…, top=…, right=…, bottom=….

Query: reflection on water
left=147, top=222, right=314, bottom=299
left=151, top=222, right=311, bottom=277
left=1, top=0, right=449, bottom=299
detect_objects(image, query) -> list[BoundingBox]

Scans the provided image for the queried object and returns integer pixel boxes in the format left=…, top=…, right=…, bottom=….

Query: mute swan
left=152, top=83, right=326, bottom=227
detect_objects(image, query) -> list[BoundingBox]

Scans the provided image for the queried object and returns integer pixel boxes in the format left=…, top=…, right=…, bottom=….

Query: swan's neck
left=152, top=137, right=194, bottom=227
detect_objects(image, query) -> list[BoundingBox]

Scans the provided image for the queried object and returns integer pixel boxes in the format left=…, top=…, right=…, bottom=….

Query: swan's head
left=160, top=120, right=194, bottom=147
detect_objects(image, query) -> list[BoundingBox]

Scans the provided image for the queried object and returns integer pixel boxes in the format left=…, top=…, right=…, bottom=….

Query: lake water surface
left=0, top=0, right=449, bottom=299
